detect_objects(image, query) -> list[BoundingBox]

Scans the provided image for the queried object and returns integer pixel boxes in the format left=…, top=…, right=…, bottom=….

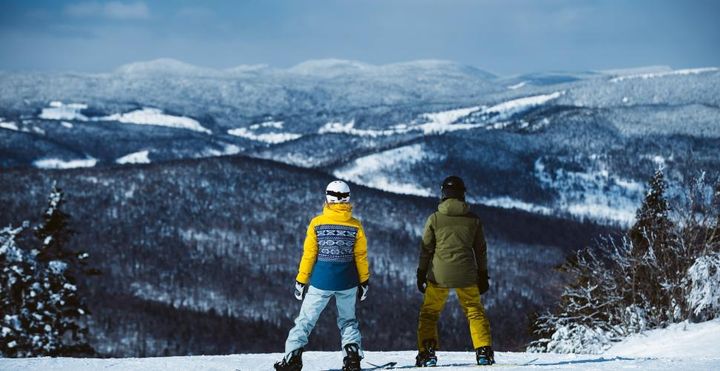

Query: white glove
left=294, top=281, right=307, bottom=301
left=358, top=280, right=369, bottom=302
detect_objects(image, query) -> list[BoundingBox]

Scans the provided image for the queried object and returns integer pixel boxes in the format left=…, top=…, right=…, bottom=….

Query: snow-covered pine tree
left=1, top=223, right=89, bottom=357
left=32, top=183, right=95, bottom=356
left=626, top=168, right=678, bottom=326
left=0, top=224, right=37, bottom=357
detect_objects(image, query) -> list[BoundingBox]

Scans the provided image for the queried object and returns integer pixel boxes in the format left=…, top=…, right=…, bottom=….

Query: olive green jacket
left=418, top=198, right=488, bottom=288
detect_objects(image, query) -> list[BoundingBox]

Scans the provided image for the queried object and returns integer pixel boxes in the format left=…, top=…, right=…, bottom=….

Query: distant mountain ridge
left=0, top=59, right=718, bottom=225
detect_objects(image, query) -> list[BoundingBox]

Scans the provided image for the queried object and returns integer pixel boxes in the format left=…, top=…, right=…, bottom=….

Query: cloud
left=65, top=1, right=150, bottom=20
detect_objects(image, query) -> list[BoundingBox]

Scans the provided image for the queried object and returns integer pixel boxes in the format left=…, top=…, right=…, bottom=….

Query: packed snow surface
left=606, top=318, right=720, bottom=359
left=1, top=319, right=718, bottom=370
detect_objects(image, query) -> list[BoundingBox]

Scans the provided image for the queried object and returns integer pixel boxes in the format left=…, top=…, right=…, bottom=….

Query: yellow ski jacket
left=296, top=203, right=370, bottom=291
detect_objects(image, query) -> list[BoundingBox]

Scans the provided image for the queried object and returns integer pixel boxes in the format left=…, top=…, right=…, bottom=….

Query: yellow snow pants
left=417, top=282, right=492, bottom=351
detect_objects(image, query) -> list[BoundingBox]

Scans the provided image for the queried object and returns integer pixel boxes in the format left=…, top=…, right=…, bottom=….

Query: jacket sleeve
left=354, top=223, right=370, bottom=283
left=473, top=219, right=488, bottom=273
left=418, top=214, right=436, bottom=273
left=295, top=219, right=318, bottom=284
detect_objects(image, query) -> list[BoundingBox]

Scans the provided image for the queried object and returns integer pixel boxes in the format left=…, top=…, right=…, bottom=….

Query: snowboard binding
left=274, top=347, right=303, bottom=371
left=342, top=343, right=362, bottom=371
left=475, top=346, right=495, bottom=366
left=415, top=339, right=438, bottom=367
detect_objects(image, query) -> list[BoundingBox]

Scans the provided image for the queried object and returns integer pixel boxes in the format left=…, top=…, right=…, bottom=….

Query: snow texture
left=39, top=102, right=212, bottom=134
left=686, top=253, right=720, bottom=320
left=0, top=117, right=19, bottom=131
left=33, top=158, right=98, bottom=169
left=508, top=81, right=527, bottom=90
left=100, top=108, right=212, bottom=134
left=332, top=144, right=436, bottom=197
left=39, top=102, right=89, bottom=121
left=610, top=67, right=719, bottom=82
left=116, top=150, right=151, bottom=165
left=483, top=91, right=563, bottom=119
left=534, top=156, right=643, bottom=225
left=2, top=318, right=718, bottom=369
left=472, top=196, right=553, bottom=215
left=606, top=318, right=720, bottom=359
left=227, top=127, right=302, bottom=144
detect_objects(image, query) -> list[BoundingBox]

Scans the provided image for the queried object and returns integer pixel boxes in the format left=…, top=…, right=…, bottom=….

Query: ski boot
left=475, top=346, right=495, bottom=366
left=415, top=339, right=438, bottom=367
left=274, top=347, right=303, bottom=371
left=342, top=343, right=362, bottom=371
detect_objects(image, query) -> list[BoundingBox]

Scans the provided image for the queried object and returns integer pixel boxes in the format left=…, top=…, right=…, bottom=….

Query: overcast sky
left=0, top=0, right=718, bottom=75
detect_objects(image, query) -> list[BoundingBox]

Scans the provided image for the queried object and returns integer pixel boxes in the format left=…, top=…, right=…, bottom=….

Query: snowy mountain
left=1, top=59, right=719, bottom=357
left=2, top=318, right=719, bottom=370
left=1, top=60, right=718, bottom=226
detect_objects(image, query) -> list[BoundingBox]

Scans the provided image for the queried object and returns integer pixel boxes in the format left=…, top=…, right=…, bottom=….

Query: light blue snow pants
left=284, top=285, right=363, bottom=357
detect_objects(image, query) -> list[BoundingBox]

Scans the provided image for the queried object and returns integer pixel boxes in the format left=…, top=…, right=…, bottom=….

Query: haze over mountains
left=0, top=59, right=718, bottom=355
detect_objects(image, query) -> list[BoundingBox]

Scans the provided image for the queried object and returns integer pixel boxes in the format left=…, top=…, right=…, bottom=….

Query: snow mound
left=606, top=318, right=720, bottom=359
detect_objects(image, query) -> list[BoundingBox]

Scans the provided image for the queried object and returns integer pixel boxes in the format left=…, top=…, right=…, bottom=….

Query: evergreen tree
left=1, top=184, right=96, bottom=357
left=0, top=225, right=37, bottom=357
left=33, top=183, right=95, bottom=356
left=625, top=169, right=677, bottom=325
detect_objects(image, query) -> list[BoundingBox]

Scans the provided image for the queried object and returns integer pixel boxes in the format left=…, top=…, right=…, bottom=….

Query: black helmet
left=441, top=175, right=466, bottom=201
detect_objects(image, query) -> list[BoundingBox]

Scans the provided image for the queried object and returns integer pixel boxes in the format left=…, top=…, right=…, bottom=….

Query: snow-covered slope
left=606, top=318, right=720, bottom=359
left=3, top=319, right=719, bottom=370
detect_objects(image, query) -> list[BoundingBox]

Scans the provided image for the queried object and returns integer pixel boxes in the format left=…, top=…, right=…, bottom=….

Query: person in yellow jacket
left=274, top=180, right=370, bottom=371
left=415, top=175, right=494, bottom=366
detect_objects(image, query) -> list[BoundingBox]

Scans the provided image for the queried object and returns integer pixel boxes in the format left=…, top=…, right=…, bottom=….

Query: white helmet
left=326, top=180, right=350, bottom=203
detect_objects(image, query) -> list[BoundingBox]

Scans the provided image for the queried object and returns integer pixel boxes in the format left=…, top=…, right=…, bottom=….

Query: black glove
left=357, top=280, right=369, bottom=302
left=417, top=269, right=427, bottom=294
left=294, top=281, right=308, bottom=300
left=477, top=270, right=489, bottom=295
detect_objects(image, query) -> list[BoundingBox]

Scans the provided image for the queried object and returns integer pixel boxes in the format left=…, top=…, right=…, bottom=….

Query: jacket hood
left=323, top=202, right=353, bottom=221
left=438, top=198, right=468, bottom=216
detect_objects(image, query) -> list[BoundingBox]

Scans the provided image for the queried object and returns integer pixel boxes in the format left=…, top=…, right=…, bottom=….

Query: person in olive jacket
left=415, top=175, right=494, bottom=367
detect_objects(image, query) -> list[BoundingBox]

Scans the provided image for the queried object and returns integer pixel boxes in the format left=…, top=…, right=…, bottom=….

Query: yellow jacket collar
left=323, top=203, right=353, bottom=222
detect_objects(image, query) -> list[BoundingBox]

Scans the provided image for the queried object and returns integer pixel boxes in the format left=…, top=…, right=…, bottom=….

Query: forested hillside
left=0, top=155, right=615, bottom=355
